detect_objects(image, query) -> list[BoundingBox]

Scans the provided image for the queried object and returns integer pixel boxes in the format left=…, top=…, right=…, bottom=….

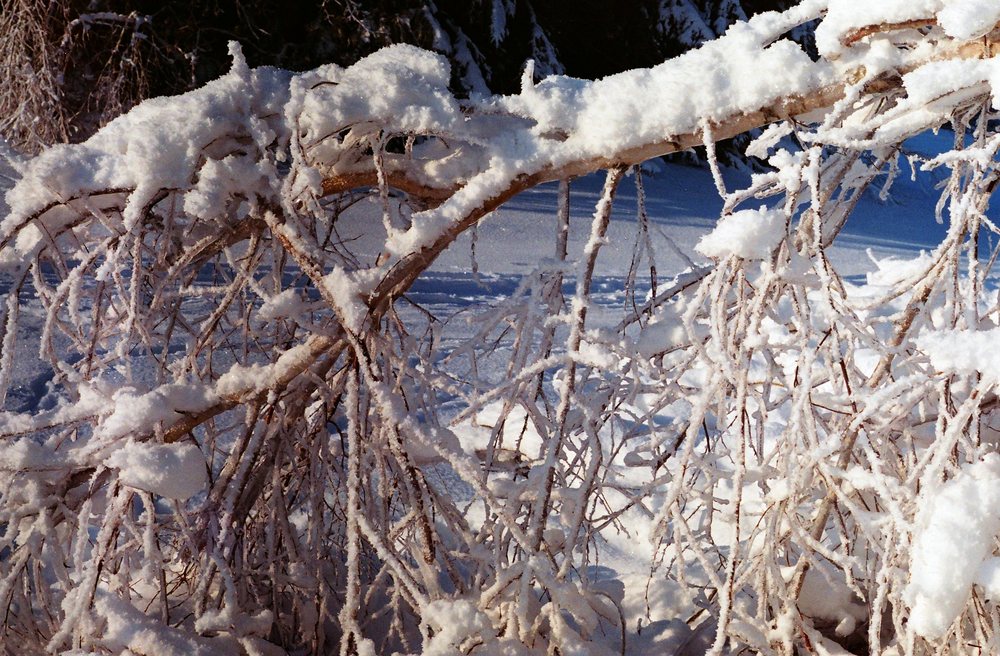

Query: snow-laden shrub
left=4, top=2, right=1000, bottom=655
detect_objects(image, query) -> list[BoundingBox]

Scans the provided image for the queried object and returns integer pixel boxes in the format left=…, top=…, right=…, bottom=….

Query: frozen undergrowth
left=3, top=1, right=1000, bottom=655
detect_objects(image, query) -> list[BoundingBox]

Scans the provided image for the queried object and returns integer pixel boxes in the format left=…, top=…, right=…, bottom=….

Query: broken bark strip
left=842, top=18, right=938, bottom=47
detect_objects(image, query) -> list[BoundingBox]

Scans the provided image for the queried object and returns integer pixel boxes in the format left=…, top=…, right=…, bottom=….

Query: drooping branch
left=312, top=23, right=1000, bottom=216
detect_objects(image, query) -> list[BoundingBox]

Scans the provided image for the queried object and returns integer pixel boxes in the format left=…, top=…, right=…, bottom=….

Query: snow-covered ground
left=390, top=129, right=960, bottom=326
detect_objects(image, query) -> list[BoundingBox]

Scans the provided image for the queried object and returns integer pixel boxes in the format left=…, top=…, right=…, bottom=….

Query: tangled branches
left=4, top=3, right=1000, bottom=655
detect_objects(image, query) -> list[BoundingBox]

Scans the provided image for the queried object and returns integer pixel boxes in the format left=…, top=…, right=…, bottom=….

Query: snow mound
left=96, top=592, right=240, bottom=655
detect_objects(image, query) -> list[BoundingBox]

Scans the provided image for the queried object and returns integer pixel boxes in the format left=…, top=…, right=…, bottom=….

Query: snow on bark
left=1, top=42, right=290, bottom=262
left=496, top=9, right=832, bottom=159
